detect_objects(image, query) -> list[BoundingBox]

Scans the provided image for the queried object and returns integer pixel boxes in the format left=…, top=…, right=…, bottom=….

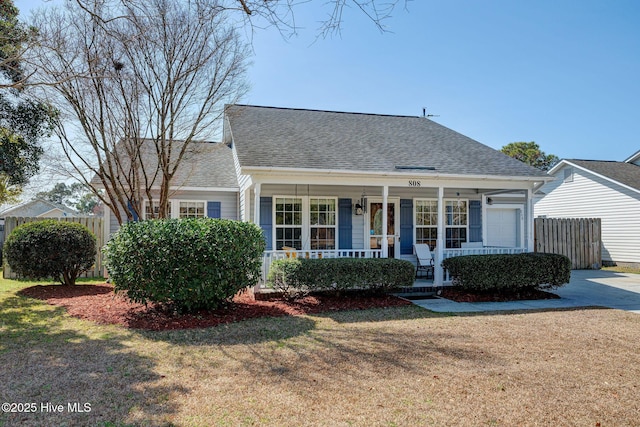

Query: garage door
left=486, top=208, right=519, bottom=247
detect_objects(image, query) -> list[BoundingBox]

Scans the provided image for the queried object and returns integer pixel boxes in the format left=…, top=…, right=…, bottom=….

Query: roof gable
left=0, top=199, right=78, bottom=218
left=624, top=149, right=640, bottom=165
left=559, top=159, right=640, bottom=193
left=225, top=105, right=549, bottom=179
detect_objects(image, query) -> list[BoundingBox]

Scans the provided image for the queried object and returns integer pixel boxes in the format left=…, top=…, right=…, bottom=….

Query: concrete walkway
left=411, top=269, right=640, bottom=314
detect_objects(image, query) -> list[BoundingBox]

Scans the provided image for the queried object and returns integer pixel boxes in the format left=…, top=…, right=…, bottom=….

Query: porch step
left=395, top=286, right=441, bottom=294
left=392, top=286, right=443, bottom=301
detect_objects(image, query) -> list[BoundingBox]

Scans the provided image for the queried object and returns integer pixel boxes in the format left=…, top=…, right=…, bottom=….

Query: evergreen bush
left=104, top=218, right=265, bottom=312
left=441, top=252, right=571, bottom=292
left=267, top=257, right=415, bottom=297
left=3, top=220, right=97, bottom=285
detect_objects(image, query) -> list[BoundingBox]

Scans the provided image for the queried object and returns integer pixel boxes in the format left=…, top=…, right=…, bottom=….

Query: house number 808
left=409, top=180, right=421, bottom=187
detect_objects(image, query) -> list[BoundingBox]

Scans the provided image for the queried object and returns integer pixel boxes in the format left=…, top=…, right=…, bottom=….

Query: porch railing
left=260, top=249, right=383, bottom=286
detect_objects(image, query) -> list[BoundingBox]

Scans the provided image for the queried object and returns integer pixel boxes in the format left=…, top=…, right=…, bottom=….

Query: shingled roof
left=226, top=104, right=549, bottom=179
left=566, top=159, right=640, bottom=191
left=91, top=140, right=238, bottom=189
left=168, top=141, right=237, bottom=188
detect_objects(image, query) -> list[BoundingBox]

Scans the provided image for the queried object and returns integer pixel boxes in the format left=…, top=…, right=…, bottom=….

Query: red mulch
left=17, top=284, right=412, bottom=331
left=440, top=287, right=560, bottom=303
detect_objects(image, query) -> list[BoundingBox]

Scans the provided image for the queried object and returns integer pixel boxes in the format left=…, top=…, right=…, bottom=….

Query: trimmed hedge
left=104, top=218, right=265, bottom=312
left=267, top=257, right=415, bottom=297
left=441, top=252, right=571, bottom=292
left=3, top=220, right=97, bottom=286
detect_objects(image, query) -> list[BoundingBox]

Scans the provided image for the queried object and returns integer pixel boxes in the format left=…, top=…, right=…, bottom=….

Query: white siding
left=352, top=213, right=365, bottom=249
left=230, top=143, right=251, bottom=221
left=535, top=165, right=640, bottom=263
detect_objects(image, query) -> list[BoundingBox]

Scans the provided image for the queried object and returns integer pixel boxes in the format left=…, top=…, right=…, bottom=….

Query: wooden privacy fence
left=534, top=217, right=601, bottom=269
left=2, top=216, right=104, bottom=280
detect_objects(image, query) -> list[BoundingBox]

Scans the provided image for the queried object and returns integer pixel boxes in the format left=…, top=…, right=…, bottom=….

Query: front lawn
left=2, top=277, right=640, bottom=426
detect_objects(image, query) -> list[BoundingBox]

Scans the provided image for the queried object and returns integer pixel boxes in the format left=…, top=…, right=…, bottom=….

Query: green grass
left=602, top=265, right=640, bottom=275
left=2, top=275, right=640, bottom=426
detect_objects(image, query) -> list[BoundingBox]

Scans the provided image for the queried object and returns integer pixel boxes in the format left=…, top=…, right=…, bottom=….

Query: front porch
left=259, top=246, right=528, bottom=289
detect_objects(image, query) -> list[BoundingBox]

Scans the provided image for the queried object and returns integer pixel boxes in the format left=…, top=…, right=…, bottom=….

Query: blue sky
left=16, top=0, right=640, bottom=161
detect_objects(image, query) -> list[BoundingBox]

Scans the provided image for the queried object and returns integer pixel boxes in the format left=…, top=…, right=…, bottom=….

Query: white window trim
left=143, top=200, right=210, bottom=219
left=309, top=197, right=339, bottom=251
left=177, top=200, right=207, bottom=218
left=143, top=199, right=173, bottom=220
left=413, top=198, right=438, bottom=248
left=444, top=199, right=469, bottom=248
left=272, top=195, right=339, bottom=251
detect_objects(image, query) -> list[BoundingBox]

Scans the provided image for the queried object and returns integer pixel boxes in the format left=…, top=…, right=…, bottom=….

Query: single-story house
left=102, top=104, right=552, bottom=286
left=534, top=150, right=640, bottom=265
left=0, top=198, right=79, bottom=248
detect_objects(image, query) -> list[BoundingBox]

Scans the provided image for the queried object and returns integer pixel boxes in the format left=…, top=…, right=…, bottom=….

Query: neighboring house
left=0, top=198, right=79, bottom=248
left=101, top=105, right=552, bottom=285
left=0, top=198, right=78, bottom=219
left=534, top=150, right=640, bottom=265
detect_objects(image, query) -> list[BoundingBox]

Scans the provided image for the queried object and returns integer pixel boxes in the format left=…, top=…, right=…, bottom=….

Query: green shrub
left=104, top=218, right=265, bottom=312
left=267, top=257, right=415, bottom=297
left=441, top=252, right=571, bottom=292
left=3, top=220, right=97, bottom=286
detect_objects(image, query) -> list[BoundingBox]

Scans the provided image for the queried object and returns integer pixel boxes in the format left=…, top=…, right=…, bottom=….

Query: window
left=275, top=197, right=303, bottom=249
left=310, top=198, right=336, bottom=250
left=144, top=200, right=172, bottom=219
left=179, top=201, right=205, bottom=218
left=415, top=199, right=438, bottom=249
left=445, top=200, right=468, bottom=248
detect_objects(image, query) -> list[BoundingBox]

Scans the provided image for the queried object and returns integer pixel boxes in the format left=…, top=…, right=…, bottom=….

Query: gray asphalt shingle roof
left=568, top=159, right=640, bottom=191
left=169, top=142, right=238, bottom=188
left=226, top=104, right=549, bottom=178
left=91, top=140, right=238, bottom=189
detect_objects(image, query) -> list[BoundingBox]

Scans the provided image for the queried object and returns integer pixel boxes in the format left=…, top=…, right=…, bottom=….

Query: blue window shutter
left=338, top=198, right=352, bottom=249
left=400, top=199, right=413, bottom=255
left=207, top=201, right=221, bottom=218
left=127, top=200, right=139, bottom=221
left=259, top=197, right=273, bottom=250
left=469, top=200, right=482, bottom=242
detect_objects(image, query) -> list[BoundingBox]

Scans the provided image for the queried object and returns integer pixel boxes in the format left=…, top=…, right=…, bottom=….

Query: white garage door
left=486, top=208, right=520, bottom=247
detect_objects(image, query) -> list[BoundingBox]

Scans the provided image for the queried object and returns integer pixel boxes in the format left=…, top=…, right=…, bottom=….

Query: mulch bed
left=17, top=284, right=412, bottom=331
left=440, top=287, right=560, bottom=303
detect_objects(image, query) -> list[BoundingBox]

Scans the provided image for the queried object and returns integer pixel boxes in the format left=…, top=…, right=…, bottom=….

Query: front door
left=368, top=200, right=398, bottom=258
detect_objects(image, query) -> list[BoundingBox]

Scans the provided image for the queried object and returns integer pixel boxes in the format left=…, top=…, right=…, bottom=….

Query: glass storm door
left=368, top=201, right=398, bottom=258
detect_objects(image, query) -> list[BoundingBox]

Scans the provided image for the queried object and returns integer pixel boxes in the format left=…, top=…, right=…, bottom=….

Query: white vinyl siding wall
left=535, top=165, right=640, bottom=263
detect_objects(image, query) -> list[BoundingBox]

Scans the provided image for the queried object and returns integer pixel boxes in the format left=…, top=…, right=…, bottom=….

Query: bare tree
left=28, top=0, right=249, bottom=223
left=71, top=0, right=409, bottom=38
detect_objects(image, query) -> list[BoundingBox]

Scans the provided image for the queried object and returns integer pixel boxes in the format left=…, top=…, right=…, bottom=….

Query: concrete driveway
left=412, top=269, right=640, bottom=314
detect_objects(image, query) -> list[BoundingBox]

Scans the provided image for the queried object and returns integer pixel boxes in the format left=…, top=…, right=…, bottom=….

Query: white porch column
left=253, top=183, right=261, bottom=225
left=526, top=187, right=534, bottom=252
left=434, top=186, right=445, bottom=286
left=381, top=185, right=389, bottom=258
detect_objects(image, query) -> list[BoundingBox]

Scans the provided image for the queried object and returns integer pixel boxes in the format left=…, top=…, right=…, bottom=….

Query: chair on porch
left=414, top=244, right=434, bottom=280
left=281, top=246, right=298, bottom=259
